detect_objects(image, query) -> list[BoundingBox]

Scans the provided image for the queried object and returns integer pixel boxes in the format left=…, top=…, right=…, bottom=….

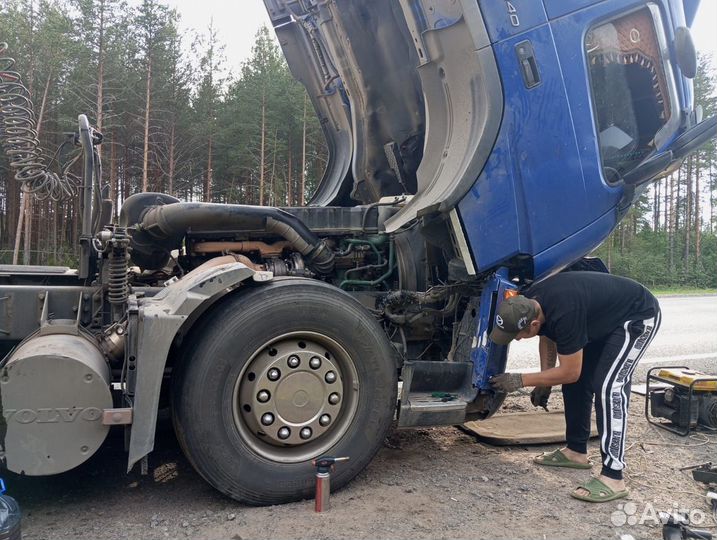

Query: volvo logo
left=3, top=407, right=103, bottom=424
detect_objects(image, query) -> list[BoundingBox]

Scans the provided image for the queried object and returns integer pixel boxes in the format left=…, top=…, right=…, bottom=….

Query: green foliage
left=594, top=53, right=717, bottom=289
left=0, top=1, right=326, bottom=263
left=594, top=228, right=717, bottom=288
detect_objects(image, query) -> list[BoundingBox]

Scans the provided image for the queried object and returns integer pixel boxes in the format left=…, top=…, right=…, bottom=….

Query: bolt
left=84, top=374, right=93, bottom=382
left=278, top=427, right=291, bottom=440
left=257, top=390, right=271, bottom=403
left=319, top=414, right=331, bottom=427
left=261, top=413, right=275, bottom=426
left=287, top=355, right=300, bottom=368
left=80, top=445, right=89, bottom=453
left=325, top=371, right=337, bottom=384
left=300, top=427, right=312, bottom=440
left=309, top=357, right=322, bottom=369
left=328, top=393, right=341, bottom=405
left=267, top=368, right=281, bottom=381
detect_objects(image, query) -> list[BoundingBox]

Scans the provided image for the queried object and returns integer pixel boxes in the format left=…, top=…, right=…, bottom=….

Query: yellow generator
left=646, top=367, right=717, bottom=436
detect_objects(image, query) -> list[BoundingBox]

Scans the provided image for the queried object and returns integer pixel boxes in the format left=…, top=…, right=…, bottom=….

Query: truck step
left=398, top=361, right=475, bottom=427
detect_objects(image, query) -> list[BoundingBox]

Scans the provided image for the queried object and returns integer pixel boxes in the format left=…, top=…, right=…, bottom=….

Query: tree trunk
left=668, top=173, right=675, bottom=270
left=653, top=181, right=660, bottom=231
left=109, top=137, right=117, bottom=219
left=205, top=134, right=213, bottom=202
left=301, top=93, right=307, bottom=206
left=269, top=128, right=278, bottom=206
left=710, top=160, right=714, bottom=234
left=286, top=147, right=292, bottom=206
left=123, top=137, right=131, bottom=202
left=53, top=200, right=58, bottom=263
left=694, top=153, right=701, bottom=262
left=142, top=56, right=152, bottom=192
left=259, top=88, right=266, bottom=205
left=684, top=155, right=692, bottom=268
left=96, top=0, right=105, bottom=163
left=12, top=196, right=25, bottom=265
left=663, top=176, right=669, bottom=232
left=14, top=67, right=51, bottom=265
left=168, top=122, right=176, bottom=196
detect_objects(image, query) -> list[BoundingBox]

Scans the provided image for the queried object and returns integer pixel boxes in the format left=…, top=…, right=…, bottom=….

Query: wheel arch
left=126, top=261, right=272, bottom=472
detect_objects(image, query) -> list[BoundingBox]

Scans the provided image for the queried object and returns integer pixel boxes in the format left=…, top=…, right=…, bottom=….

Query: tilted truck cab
left=0, top=0, right=714, bottom=504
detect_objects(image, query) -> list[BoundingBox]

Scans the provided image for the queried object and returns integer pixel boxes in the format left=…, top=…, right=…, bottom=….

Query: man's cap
left=489, top=295, right=538, bottom=345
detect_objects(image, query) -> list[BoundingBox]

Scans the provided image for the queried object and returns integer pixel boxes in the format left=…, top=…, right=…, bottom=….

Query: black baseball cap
left=489, top=296, right=538, bottom=345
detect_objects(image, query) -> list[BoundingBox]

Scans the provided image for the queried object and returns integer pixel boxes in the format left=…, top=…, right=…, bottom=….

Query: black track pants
left=562, top=311, right=661, bottom=480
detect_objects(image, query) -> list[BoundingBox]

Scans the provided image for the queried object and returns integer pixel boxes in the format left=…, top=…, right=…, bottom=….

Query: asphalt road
left=507, top=294, right=717, bottom=381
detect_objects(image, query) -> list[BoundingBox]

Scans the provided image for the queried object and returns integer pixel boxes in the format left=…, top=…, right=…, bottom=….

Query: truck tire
left=171, top=278, right=397, bottom=505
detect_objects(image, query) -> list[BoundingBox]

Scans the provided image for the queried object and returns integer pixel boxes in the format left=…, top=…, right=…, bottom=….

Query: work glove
left=531, top=386, right=552, bottom=411
left=489, top=372, right=524, bottom=393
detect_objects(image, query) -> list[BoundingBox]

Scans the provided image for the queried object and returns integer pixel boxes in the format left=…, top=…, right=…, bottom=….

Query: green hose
left=339, top=238, right=395, bottom=290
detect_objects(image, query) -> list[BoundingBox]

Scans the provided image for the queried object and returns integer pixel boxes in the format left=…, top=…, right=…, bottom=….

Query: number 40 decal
left=506, top=1, right=520, bottom=27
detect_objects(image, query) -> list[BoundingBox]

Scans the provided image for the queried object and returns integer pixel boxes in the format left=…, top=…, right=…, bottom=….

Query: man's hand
left=489, top=372, right=524, bottom=393
left=531, top=386, right=552, bottom=411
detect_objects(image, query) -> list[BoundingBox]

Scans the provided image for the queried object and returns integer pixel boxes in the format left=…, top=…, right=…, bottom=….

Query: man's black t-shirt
left=524, top=272, right=659, bottom=356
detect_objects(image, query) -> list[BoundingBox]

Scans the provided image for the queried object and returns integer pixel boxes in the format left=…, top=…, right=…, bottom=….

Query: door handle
left=515, top=40, right=540, bottom=89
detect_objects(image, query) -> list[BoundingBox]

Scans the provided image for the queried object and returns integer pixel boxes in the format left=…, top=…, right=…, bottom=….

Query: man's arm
left=522, top=349, right=583, bottom=387
left=539, top=336, right=558, bottom=372
left=531, top=336, right=558, bottom=408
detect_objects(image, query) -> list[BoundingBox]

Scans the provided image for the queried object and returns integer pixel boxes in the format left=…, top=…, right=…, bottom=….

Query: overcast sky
left=161, top=1, right=717, bottom=75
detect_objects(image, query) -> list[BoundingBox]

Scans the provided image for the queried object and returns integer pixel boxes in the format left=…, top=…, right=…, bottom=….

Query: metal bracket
left=127, top=262, right=264, bottom=472
left=102, top=408, right=132, bottom=425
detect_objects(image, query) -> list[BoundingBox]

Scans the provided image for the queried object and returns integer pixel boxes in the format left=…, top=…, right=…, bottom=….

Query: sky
left=161, top=1, right=717, bottom=75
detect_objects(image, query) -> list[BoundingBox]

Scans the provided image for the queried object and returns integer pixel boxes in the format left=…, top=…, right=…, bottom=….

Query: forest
left=1, top=0, right=716, bottom=289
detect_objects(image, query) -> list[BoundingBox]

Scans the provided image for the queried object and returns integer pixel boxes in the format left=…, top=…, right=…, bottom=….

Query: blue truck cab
left=263, top=0, right=715, bottom=397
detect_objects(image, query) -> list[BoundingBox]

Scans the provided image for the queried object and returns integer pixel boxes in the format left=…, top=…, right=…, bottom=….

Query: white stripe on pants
left=600, top=312, right=661, bottom=471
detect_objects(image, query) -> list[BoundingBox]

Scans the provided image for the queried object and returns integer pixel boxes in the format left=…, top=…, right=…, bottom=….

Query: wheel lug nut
left=328, top=393, right=341, bottom=405
left=257, top=390, right=271, bottom=403
left=278, top=427, right=291, bottom=440
left=287, top=355, right=300, bottom=368
left=325, top=371, right=337, bottom=383
left=267, top=368, right=281, bottom=381
left=319, top=414, right=331, bottom=427
left=300, top=427, right=312, bottom=440
left=309, top=357, right=322, bottom=369
left=261, top=413, right=275, bottom=426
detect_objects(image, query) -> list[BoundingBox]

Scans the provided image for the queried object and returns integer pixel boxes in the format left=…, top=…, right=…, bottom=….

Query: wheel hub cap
left=237, top=336, right=348, bottom=448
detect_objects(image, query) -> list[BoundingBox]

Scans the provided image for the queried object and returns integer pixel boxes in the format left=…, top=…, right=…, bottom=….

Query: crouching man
left=489, top=271, right=661, bottom=503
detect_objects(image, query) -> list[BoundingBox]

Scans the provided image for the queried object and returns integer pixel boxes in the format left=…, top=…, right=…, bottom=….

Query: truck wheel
left=171, top=279, right=397, bottom=505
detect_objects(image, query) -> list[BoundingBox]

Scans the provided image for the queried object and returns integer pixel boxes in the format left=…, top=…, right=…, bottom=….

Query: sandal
left=571, top=477, right=628, bottom=503
left=534, top=449, right=592, bottom=469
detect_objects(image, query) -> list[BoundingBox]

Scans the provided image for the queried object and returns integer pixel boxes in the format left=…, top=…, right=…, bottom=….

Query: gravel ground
left=10, top=393, right=717, bottom=540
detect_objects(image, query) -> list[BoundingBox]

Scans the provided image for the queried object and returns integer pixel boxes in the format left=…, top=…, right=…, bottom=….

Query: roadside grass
left=651, top=287, right=717, bottom=296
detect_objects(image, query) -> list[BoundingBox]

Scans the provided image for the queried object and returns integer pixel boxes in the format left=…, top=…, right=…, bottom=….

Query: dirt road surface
left=12, top=393, right=717, bottom=540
